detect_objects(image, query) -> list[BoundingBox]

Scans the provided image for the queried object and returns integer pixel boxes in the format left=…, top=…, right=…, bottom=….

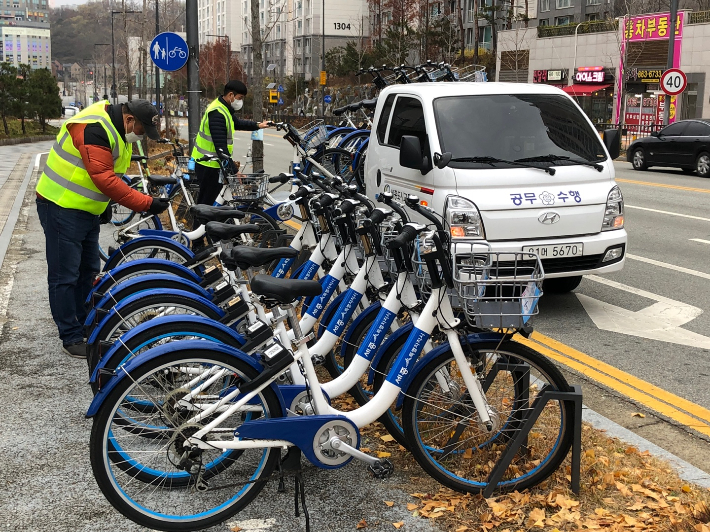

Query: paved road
left=3, top=136, right=710, bottom=528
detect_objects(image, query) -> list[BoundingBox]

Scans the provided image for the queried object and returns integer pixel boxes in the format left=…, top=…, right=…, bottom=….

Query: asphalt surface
left=3, top=135, right=710, bottom=529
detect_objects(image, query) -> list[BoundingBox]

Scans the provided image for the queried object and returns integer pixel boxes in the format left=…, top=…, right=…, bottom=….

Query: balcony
left=537, top=19, right=616, bottom=37
left=688, top=10, right=710, bottom=24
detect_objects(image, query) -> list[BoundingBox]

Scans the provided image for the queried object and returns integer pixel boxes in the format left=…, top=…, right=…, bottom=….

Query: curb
left=0, top=154, right=36, bottom=270
left=0, top=135, right=55, bottom=146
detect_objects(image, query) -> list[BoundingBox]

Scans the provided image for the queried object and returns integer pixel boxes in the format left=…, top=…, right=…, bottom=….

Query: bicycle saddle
left=223, top=246, right=298, bottom=271
left=250, top=274, right=322, bottom=304
left=333, top=105, right=349, bottom=116
left=205, top=221, right=262, bottom=241
left=190, top=205, right=246, bottom=224
left=347, top=102, right=362, bottom=112
left=361, top=98, right=378, bottom=109
left=130, top=155, right=148, bottom=162
left=147, top=174, right=177, bottom=186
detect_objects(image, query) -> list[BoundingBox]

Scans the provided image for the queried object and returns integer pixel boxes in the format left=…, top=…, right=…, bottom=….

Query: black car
left=627, top=119, right=710, bottom=177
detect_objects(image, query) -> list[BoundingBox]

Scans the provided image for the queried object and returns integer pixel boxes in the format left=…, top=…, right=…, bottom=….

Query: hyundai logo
left=538, top=212, right=560, bottom=225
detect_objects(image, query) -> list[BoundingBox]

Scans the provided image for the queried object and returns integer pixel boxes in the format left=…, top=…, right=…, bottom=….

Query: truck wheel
left=543, top=276, right=582, bottom=294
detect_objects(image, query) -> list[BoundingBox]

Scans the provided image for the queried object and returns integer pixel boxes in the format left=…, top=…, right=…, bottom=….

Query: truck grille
left=493, top=254, right=604, bottom=275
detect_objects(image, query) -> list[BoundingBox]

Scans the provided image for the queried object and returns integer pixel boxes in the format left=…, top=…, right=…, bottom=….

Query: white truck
left=364, top=82, right=627, bottom=293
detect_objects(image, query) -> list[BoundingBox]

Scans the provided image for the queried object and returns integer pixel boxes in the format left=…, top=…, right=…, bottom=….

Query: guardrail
left=688, top=10, right=710, bottom=24
left=537, top=20, right=617, bottom=38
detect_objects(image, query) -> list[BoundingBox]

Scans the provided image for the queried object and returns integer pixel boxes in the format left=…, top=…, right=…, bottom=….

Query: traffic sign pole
left=186, top=0, right=200, bottom=151
left=660, top=68, right=687, bottom=125
left=663, top=0, right=679, bottom=125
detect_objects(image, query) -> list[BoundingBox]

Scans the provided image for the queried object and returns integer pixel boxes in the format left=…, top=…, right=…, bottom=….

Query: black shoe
left=62, top=341, right=87, bottom=359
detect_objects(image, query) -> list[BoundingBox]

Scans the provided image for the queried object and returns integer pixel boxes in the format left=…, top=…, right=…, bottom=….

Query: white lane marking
left=626, top=204, right=710, bottom=222
left=581, top=275, right=710, bottom=349
left=626, top=254, right=710, bottom=281
left=690, top=238, right=710, bottom=245
left=264, top=142, right=274, bottom=146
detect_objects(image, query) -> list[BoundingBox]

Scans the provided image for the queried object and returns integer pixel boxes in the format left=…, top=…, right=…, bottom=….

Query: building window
left=478, top=25, right=491, bottom=49
left=297, top=19, right=302, bottom=35
left=539, top=0, right=549, bottom=11
left=555, top=0, right=571, bottom=8
left=555, top=15, right=572, bottom=24
left=585, top=12, right=598, bottom=20
left=305, top=17, right=310, bottom=33
left=539, top=18, right=549, bottom=25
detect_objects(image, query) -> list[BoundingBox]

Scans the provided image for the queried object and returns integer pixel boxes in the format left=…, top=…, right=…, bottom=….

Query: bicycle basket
left=452, top=244, right=544, bottom=329
left=176, top=156, right=191, bottom=170
left=226, top=173, right=269, bottom=202
left=299, top=120, right=328, bottom=151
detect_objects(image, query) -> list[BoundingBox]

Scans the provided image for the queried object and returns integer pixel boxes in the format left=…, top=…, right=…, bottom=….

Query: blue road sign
left=323, top=94, right=332, bottom=104
left=277, top=84, right=284, bottom=93
left=150, top=32, right=188, bottom=72
left=277, top=98, right=284, bottom=106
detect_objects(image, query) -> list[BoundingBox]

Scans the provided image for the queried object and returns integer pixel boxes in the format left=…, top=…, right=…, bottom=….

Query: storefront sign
left=625, top=67, right=664, bottom=83
left=575, top=69, right=606, bottom=83
left=625, top=13, right=683, bottom=41
left=533, top=69, right=566, bottom=83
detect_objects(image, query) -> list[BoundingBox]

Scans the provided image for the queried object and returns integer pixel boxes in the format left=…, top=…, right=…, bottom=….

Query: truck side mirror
left=400, top=135, right=431, bottom=174
left=602, top=129, right=620, bottom=160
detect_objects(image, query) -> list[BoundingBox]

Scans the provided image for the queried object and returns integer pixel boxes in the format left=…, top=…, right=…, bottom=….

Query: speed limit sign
left=661, top=68, right=687, bottom=96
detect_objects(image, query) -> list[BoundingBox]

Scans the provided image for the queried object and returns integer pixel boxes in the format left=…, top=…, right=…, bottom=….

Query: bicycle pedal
left=368, top=459, right=394, bottom=479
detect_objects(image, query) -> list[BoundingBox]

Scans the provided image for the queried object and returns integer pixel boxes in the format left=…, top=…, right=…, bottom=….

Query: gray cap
left=125, top=99, right=160, bottom=140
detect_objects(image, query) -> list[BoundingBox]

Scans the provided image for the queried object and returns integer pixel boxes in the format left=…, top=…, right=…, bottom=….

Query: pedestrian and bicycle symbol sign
left=150, top=32, right=188, bottom=72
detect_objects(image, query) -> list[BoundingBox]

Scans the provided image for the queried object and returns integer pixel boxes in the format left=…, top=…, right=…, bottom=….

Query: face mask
left=231, top=99, right=243, bottom=111
left=125, top=131, right=144, bottom=143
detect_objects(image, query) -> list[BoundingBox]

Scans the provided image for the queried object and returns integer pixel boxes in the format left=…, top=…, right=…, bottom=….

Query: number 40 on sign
left=661, top=68, right=687, bottom=96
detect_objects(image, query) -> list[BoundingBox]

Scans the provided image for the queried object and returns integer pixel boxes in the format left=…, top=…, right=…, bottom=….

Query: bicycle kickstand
left=278, top=447, right=311, bottom=532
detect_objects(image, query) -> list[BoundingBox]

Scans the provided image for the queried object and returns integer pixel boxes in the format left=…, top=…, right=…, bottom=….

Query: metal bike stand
left=482, top=384, right=583, bottom=498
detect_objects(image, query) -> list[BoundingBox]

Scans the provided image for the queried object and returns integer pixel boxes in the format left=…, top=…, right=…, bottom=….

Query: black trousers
left=195, top=164, right=223, bottom=207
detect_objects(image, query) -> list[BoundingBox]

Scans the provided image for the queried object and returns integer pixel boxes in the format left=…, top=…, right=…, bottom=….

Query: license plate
left=524, top=243, right=584, bottom=259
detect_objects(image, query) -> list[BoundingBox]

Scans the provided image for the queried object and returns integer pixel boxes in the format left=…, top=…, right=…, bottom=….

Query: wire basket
left=452, top=244, right=544, bottom=330
left=299, top=120, right=328, bottom=151
left=226, top=173, right=269, bottom=202
left=175, top=156, right=191, bottom=170
left=451, top=64, right=487, bottom=81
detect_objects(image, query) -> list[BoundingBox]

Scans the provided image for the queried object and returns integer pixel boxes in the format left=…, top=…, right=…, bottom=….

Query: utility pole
left=155, top=0, right=161, bottom=131
left=663, top=0, right=679, bottom=125
left=186, top=0, right=200, bottom=150
left=321, top=0, right=325, bottom=116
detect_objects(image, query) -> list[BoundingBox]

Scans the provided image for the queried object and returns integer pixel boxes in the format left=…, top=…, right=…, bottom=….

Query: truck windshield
left=433, top=94, right=607, bottom=169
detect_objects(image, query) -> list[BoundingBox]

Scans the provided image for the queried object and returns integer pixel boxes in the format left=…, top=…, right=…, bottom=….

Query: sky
left=52, top=0, right=91, bottom=6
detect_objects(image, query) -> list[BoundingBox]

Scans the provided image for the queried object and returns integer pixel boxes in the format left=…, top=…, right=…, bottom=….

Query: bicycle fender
left=352, top=138, right=370, bottom=167
left=104, top=236, right=193, bottom=271
left=397, top=332, right=507, bottom=409
left=315, top=290, right=348, bottom=340
left=86, top=340, right=285, bottom=418
left=137, top=228, right=180, bottom=239
left=338, top=301, right=381, bottom=359
left=337, top=129, right=370, bottom=149
left=89, top=259, right=203, bottom=304
left=90, top=315, right=247, bottom=383
left=85, top=274, right=212, bottom=328
left=87, top=288, right=225, bottom=345
left=367, top=322, right=413, bottom=386
left=326, top=127, right=356, bottom=140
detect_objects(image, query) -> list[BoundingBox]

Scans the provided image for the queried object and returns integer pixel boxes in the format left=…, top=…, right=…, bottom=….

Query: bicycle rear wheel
left=90, top=348, right=282, bottom=531
left=402, top=340, right=573, bottom=494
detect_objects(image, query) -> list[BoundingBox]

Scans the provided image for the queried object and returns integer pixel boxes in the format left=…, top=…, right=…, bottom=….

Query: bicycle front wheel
left=402, top=340, right=573, bottom=494
left=90, top=348, right=282, bottom=531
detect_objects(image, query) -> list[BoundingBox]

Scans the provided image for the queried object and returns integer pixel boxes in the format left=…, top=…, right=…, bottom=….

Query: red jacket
left=67, top=121, right=153, bottom=213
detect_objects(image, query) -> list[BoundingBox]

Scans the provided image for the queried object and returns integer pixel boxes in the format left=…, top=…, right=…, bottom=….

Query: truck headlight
left=445, top=196, right=485, bottom=239
left=601, top=185, right=624, bottom=231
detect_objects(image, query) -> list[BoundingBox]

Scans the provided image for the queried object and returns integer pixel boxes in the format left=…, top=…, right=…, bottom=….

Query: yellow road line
left=284, top=219, right=301, bottom=230
left=517, top=332, right=710, bottom=437
left=617, top=178, right=710, bottom=194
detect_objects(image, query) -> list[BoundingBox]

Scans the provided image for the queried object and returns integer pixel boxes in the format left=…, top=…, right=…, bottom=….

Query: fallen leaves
left=632, top=412, right=647, bottom=418
left=356, top=518, right=367, bottom=529
left=384, top=501, right=394, bottom=507
left=392, top=522, right=404, bottom=529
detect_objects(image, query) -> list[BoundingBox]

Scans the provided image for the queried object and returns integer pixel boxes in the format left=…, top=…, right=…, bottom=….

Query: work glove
left=148, top=197, right=170, bottom=215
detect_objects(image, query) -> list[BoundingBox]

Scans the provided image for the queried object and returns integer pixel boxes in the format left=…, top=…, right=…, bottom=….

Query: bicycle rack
left=482, top=384, right=583, bottom=498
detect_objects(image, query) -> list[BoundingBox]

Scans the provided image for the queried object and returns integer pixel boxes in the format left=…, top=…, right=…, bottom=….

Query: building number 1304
left=333, top=22, right=352, bottom=30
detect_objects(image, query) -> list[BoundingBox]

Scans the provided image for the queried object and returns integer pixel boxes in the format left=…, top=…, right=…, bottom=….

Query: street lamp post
left=94, top=43, right=110, bottom=100
left=206, top=34, right=230, bottom=84
left=111, top=9, right=141, bottom=104
left=321, top=0, right=325, bottom=115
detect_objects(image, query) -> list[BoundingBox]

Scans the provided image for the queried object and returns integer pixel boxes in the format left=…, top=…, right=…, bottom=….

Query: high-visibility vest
left=36, top=102, right=131, bottom=215
left=191, top=98, right=234, bottom=168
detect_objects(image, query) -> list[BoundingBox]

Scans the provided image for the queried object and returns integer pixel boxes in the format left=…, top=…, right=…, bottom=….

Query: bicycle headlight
left=602, top=185, right=624, bottom=231
left=445, top=196, right=485, bottom=239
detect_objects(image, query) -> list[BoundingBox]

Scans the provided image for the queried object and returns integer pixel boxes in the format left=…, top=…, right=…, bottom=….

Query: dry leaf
left=377, top=451, right=392, bottom=458
left=381, top=434, right=395, bottom=442
left=384, top=501, right=394, bottom=507
left=632, top=412, right=646, bottom=418
left=682, top=485, right=692, bottom=493
left=406, top=503, right=418, bottom=511
left=392, top=522, right=404, bottom=529
left=229, top=527, right=242, bottom=532
left=455, top=527, right=469, bottom=532
left=356, top=519, right=368, bottom=529
left=526, top=508, right=546, bottom=528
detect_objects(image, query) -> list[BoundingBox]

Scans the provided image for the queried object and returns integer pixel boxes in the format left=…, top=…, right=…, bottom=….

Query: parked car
left=365, top=82, right=626, bottom=293
left=63, top=105, right=80, bottom=117
left=627, top=119, right=710, bottom=177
